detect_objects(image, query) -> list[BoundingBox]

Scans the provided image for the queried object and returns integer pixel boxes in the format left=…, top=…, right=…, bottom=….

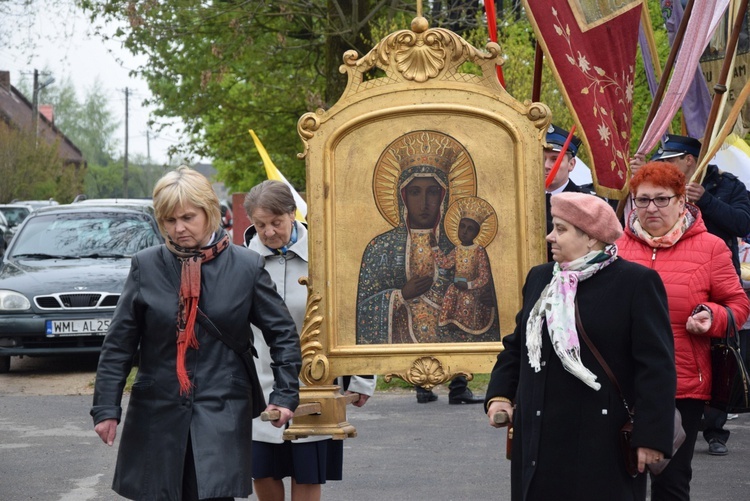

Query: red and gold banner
left=524, top=0, right=643, bottom=199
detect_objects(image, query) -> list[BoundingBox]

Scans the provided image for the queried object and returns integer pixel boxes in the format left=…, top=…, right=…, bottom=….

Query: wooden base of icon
left=281, top=385, right=358, bottom=441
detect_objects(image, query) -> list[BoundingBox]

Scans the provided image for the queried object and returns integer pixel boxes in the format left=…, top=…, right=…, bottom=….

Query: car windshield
left=9, top=212, right=162, bottom=259
left=0, top=207, right=31, bottom=227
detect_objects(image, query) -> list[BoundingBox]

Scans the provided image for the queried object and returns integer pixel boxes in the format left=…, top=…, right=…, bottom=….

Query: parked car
left=0, top=202, right=163, bottom=373
left=73, top=198, right=153, bottom=207
left=0, top=204, right=32, bottom=248
left=11, top=199, right=59, bottom=212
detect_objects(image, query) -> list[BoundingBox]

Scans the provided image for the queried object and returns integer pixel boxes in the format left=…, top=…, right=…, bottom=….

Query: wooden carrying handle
left=493, top=411, right=510, bottom=426
left=260, top=393, right=360, bottom=422
left=261, top=402, right=321, bottom=422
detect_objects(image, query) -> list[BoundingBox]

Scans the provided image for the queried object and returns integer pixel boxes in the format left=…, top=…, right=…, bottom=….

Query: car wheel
left=0, top=356, right=10, bottom=373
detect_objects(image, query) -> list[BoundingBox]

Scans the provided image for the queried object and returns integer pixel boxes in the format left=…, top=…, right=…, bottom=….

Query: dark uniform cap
left=650, top=134, right=702, bottom=160
left=545, top=124, right=583, bottom=157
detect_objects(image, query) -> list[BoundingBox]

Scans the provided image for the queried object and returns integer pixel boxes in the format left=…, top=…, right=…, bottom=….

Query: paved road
left=2, top=359, right=750, bottom=500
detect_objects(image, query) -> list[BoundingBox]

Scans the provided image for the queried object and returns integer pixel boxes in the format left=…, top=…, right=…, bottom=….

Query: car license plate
left=46, top=319, right=111, bottom=337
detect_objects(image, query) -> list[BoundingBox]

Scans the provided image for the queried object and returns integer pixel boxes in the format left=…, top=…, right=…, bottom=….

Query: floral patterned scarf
left=526, top=245, right=618, bottom=390
left=628, top=206, right=694, bottom=248
left=166, top=232, right=230, bottom=395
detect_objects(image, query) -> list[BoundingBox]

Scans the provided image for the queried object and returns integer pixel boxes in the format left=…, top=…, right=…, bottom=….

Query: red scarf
left=167, top=233, right=230, bottom=395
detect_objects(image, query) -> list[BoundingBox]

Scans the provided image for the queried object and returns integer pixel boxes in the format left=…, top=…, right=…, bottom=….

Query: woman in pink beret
left=485, top=192, right=676, bottom=501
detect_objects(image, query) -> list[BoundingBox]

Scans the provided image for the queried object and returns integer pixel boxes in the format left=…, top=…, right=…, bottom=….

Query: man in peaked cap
left=544, top=124, right=584, bottom=192
left=543, top=124, right=587, bottom=261
left=637, top=133, right=750, bottom=456
left=650, top=133, right=702, bottom=162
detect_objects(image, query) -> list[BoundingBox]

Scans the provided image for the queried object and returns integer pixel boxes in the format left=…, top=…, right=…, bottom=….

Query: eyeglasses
left=632, top=195, right=678, bottom=208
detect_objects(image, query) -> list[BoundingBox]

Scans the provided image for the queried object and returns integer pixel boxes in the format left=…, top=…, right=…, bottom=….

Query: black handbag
left=710, top=307, right=750, bottom=413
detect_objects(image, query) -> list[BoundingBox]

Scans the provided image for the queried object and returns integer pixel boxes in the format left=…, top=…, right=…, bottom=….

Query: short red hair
left=630, top=161, right=686, bottom=197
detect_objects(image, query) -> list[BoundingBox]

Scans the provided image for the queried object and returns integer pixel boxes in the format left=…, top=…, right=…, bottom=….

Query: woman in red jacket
left=617, top=162, right=750, bottom=501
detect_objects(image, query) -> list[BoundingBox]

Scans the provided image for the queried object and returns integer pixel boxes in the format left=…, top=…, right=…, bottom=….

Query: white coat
left=245, top=221, right=375, bottom=444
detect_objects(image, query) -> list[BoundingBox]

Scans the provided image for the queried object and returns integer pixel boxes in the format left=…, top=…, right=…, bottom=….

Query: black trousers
left=702, top=406, right=729, bottom=443
left=415, top=375, right=468, bottom=398
left=182, top=434, right=234, bottom=501
left=650, top=398, right=704, bottom=501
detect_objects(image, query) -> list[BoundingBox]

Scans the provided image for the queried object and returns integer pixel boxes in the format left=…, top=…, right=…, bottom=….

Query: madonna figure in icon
left=356, top=130, right=500, bottom=344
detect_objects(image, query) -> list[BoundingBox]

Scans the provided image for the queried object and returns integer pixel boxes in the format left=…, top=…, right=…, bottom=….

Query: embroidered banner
left=524, top=0, right=642, bottom=199
left=662, top=0, right=712, bottom=140
left=637, top=0, right=728, bottom=157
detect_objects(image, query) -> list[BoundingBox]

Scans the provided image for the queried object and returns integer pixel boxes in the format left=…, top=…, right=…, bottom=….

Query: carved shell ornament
left=365, top=16, right=503, bottom=84
left=410, top=356, right=446, bottom=386
left=296, top=16, right=524, bottom=158
left=394, top=31, right=447, bottom=82
left=385, top=356, right=471, bottom=391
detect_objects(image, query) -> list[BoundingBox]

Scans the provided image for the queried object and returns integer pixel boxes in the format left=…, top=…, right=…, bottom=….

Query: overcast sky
left=1, top=4, right=185, bottom=165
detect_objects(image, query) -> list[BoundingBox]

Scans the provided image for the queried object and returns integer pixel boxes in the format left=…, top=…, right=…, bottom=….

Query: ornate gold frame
left=295, top=17, right=549, bottom=399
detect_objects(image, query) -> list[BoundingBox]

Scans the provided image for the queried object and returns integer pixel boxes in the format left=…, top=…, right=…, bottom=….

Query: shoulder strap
left=575, top=298, right=632, bottom=416
left=196, top=308, right=254, bottom=356
left=725, top=306, right=740, bottom=348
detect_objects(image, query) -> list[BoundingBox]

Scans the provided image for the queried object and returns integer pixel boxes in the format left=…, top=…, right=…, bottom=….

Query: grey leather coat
left=91, top=239, right=301, bottom=500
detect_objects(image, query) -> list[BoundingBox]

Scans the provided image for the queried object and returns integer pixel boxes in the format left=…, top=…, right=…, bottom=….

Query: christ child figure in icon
left=432, top=196, right=498, bottom=335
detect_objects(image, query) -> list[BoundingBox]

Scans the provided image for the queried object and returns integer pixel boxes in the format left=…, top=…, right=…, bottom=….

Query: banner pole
left=696, top=0, right=749, bottom=182
left=532, top=43, right=543, bottom=102
left=637, top=0, right=695, bottom=151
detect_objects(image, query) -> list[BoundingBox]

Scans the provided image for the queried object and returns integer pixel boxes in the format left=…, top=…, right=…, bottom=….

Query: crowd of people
left=486, top=126, right=750, bottom=501
left=88, top=123, right=750, bottom=501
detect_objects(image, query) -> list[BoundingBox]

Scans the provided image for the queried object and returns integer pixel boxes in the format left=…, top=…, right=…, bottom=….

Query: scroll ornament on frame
left=298, top=277, right=329, bottom=386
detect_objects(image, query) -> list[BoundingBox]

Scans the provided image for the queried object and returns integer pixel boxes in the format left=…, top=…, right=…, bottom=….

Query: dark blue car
left=0, top=202, right=163, bottom=372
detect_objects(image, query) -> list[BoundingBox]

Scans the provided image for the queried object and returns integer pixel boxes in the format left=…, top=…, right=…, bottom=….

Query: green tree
left=22, top=75, right=121, bottom=169
left=0, top=122, right=81, bottom=203
left=54, top=77, right=120, bottom=168
left=79, top=0, right=675, bottom=194
left=80, top=1, right=508, bottom=193
left=84, top=162, right=124, bottom=198
left=18, top=74, right=130, bottom=198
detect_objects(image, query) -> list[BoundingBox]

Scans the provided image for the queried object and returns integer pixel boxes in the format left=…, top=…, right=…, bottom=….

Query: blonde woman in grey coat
left=92, top=167, right=301, bottom=500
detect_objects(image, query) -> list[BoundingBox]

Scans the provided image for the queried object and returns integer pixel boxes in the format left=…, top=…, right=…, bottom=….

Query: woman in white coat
left=244, top=180, right=375, bottom=501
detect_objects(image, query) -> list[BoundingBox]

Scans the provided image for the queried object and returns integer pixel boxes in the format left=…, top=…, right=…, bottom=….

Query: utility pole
left=123, top=87, right=129, bottom=198
left=31, top=69, right=39, bottom=141
left=31, top=69, right=55, bottom=143
left=146, top=129, right=151, bottom=166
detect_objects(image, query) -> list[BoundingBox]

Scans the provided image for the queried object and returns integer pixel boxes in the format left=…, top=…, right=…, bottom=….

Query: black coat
left=486, top=258, right=676, bottom=501
left=696, top=164, right=750, bottom=275
left=91, top=242, right=301, bottom=500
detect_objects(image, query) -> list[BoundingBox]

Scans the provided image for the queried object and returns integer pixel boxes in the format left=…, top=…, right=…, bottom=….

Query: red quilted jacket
left=617, top=206, right=750, bottom=400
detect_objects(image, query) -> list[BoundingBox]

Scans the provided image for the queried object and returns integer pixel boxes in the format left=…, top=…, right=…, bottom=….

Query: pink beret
left=550, top=192, right=622, bottom=244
